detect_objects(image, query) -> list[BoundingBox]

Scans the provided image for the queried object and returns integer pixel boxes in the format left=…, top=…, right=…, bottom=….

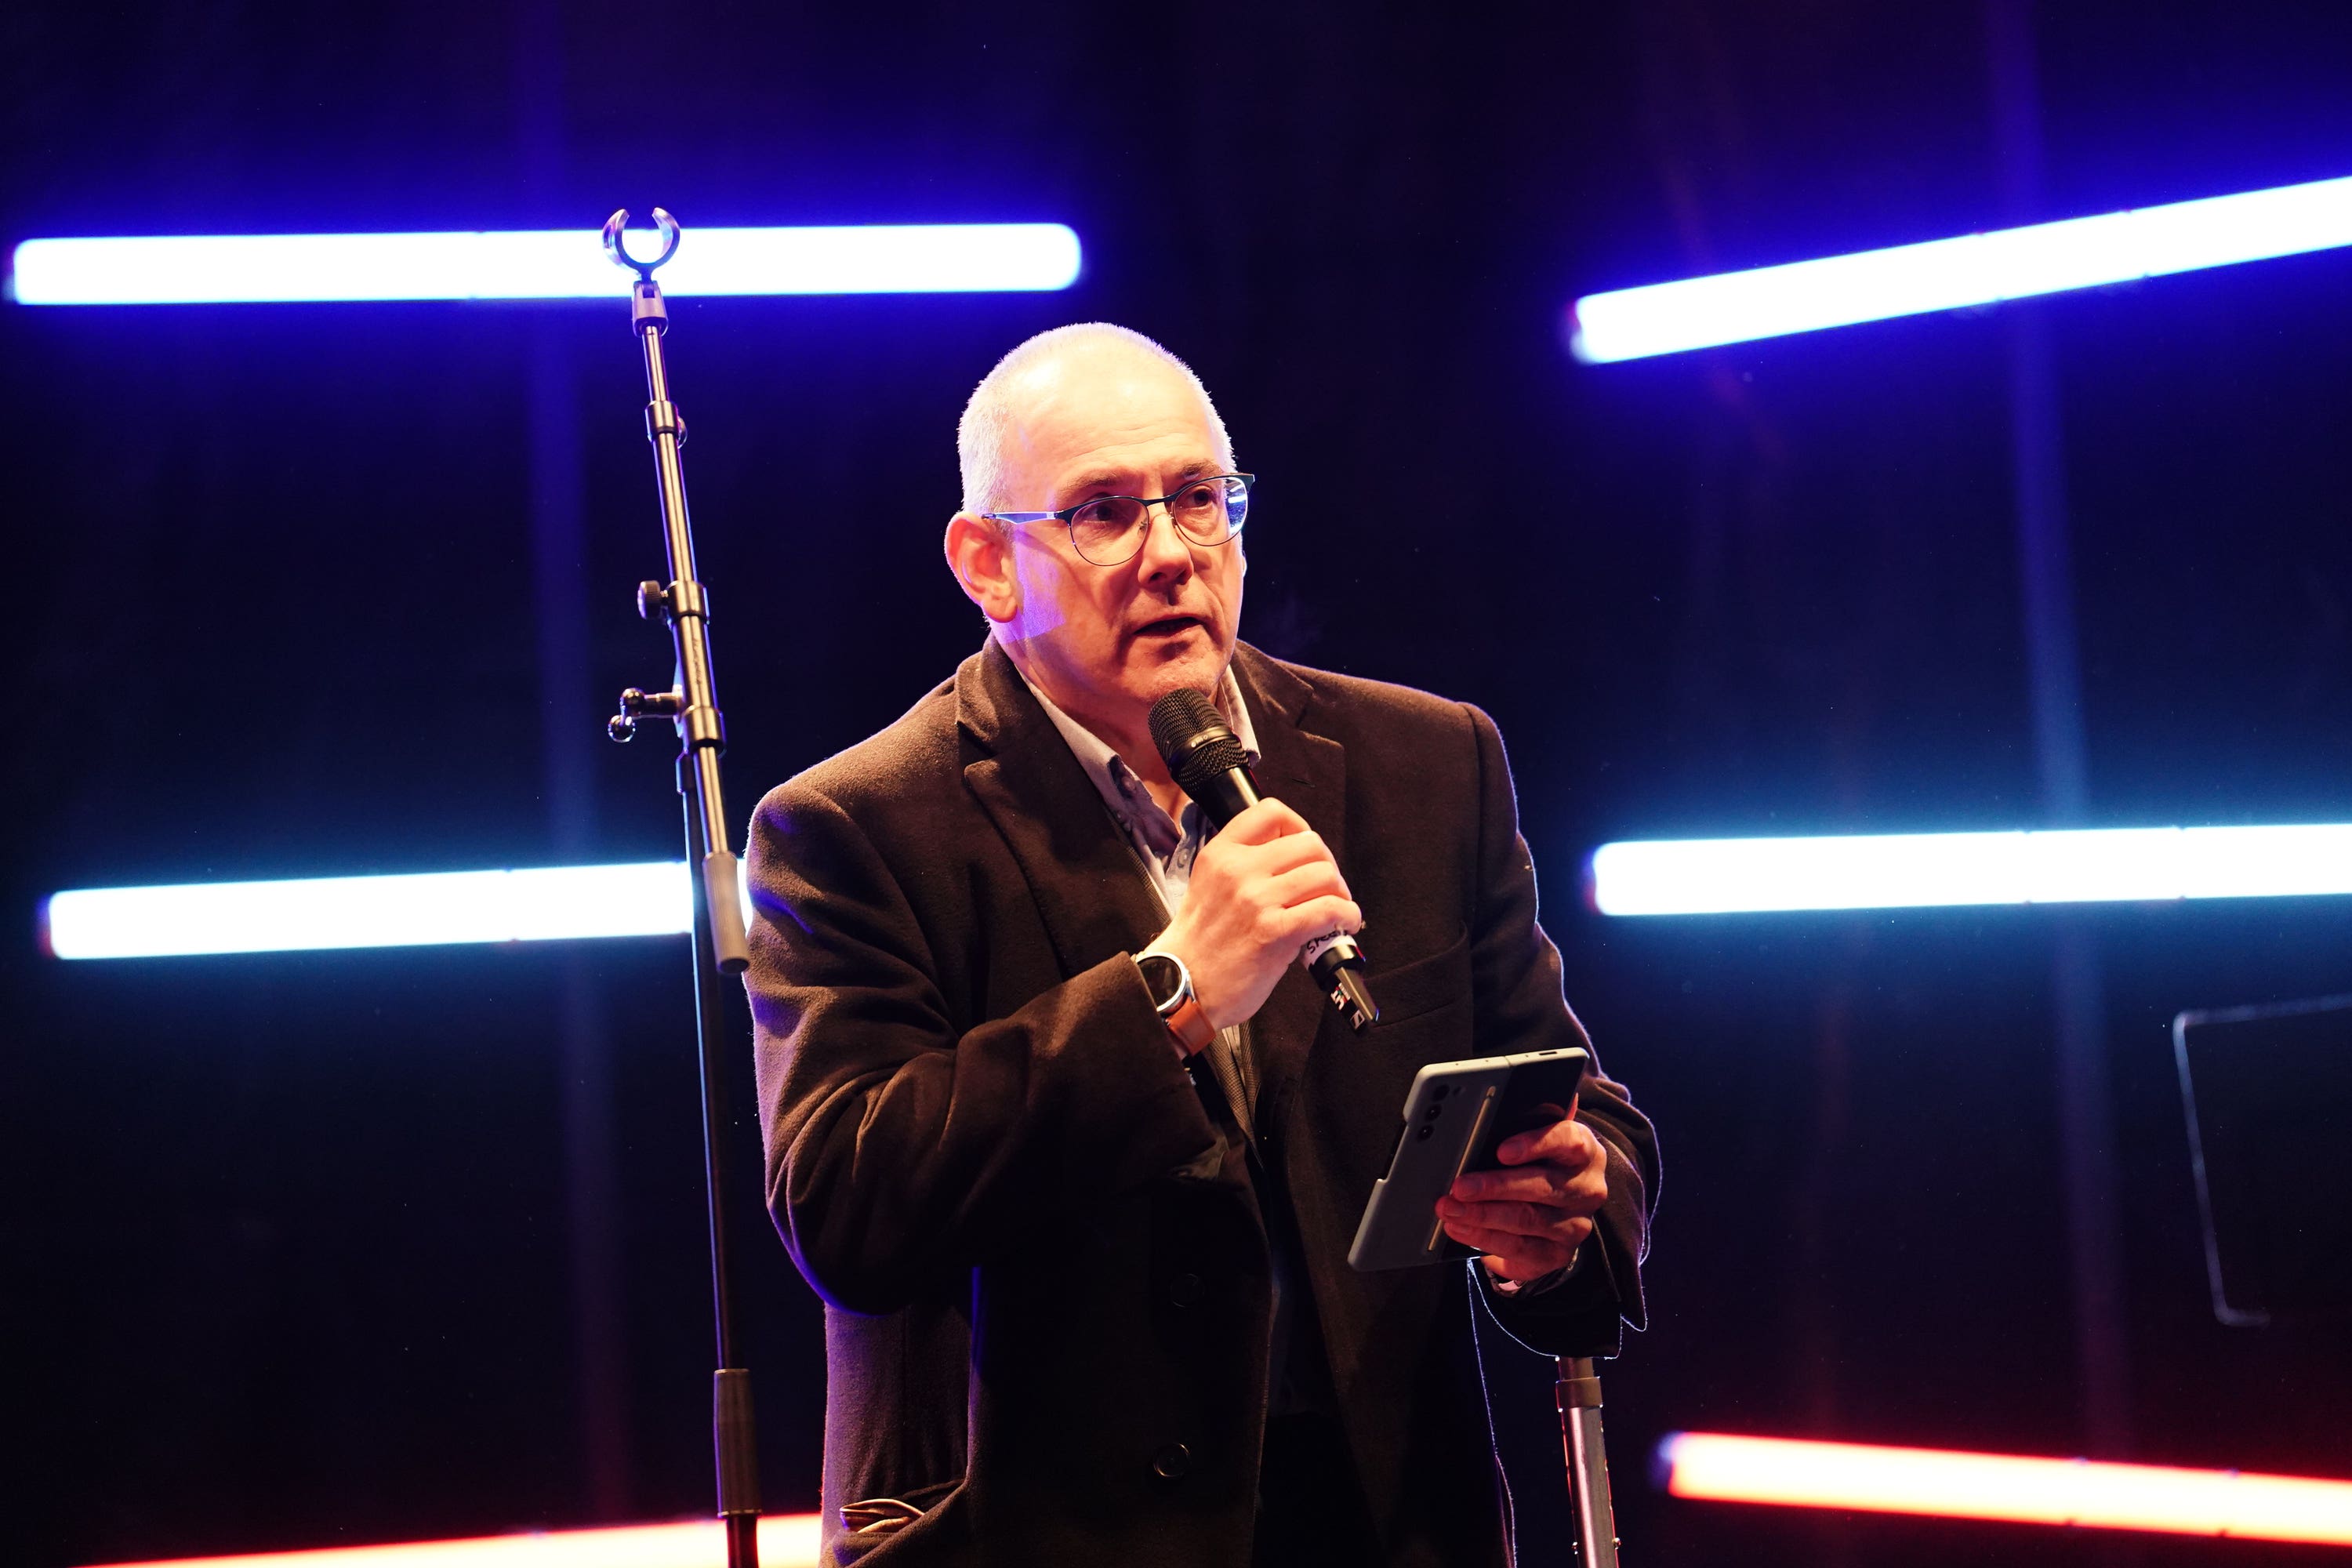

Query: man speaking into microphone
left=744, top=324, right=1657, bottom=1566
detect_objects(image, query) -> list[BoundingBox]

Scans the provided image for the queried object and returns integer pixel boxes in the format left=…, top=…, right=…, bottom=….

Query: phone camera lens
left=1414, top=1124, right=1436, bottom=1142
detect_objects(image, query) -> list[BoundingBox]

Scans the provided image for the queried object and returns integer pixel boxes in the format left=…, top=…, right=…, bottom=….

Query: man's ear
left=945, top=511, right=1020, bottom=624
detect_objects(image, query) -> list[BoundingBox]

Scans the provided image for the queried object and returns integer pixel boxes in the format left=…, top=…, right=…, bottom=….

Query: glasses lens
left=1069, top=496, right=1146, bottom=563
left=1173, top=475, right=1247, bottom=545
left=1065, top=478, right=1248, bottom=563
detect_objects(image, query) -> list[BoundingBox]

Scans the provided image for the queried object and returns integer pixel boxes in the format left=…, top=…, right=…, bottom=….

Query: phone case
left=1345, top=1047, right=1589, bottom=1272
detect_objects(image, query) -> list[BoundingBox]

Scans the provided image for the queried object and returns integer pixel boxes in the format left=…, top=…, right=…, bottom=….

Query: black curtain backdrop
left=5, top=3, right=2350, bottom=1565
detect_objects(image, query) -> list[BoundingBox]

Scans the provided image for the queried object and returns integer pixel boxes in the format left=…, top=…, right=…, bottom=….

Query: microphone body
left=1149, top=689, right=1379, bottom=1032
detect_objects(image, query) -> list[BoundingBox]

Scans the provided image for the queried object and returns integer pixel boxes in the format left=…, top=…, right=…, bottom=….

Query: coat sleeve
left=743, top=779, right=1219, bottom=1316
left=1461, top=703, right=1661, bottom=1358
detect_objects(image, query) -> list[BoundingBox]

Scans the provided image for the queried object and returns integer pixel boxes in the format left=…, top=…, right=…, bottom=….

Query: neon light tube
left=1569, top=172, right=2352, bottom=361
left=38, top=862, right=754, bottom=959
left=1659, top=1433, right=2352, bottom=1545
left=85, top=1514, right=822, bottom=1567
left=9, top=223, right=1082, bottom=305
left=1589, top=823, right=2352, bottom=916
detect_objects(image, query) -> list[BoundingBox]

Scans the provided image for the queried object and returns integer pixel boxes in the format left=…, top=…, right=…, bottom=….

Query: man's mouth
left=1132, top=614, right=1206, bottom=639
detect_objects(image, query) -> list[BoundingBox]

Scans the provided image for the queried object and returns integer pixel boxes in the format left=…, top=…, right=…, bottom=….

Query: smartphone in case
left=1345, top=1047, right=1590, bottom=1272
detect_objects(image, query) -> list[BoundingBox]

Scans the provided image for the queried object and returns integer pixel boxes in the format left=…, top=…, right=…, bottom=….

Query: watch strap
left=1162, top=992, right=1216, bottom=1056
left=1137, top=950, right=1216, bottom=1058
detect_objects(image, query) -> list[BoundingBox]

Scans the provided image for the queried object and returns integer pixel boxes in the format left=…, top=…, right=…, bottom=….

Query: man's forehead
left=998, top=346, right=1219, bottom=488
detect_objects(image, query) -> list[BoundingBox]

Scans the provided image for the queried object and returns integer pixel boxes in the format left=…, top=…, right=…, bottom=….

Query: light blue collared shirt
left=1013, top=664, right=1262, bottom=924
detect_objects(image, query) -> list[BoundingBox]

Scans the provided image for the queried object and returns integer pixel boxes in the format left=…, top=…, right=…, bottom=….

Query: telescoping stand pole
left=1557, top=1356, right=1620, bottom=1565
left=601, top=207, right=761, bottom=1568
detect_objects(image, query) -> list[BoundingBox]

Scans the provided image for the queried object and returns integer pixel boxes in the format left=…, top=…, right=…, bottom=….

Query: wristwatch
left=1135, top=950, right=1216, bottom=1058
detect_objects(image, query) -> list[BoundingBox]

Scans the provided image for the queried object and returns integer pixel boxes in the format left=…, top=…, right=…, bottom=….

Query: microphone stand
left=1556, top=1356, right=1619, bottom=1565
left=601, top=208, right=761, bottom=1568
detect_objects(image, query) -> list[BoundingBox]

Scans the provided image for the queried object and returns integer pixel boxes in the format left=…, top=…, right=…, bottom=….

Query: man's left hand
left=1434, top=1106, right=1607, bottom=1285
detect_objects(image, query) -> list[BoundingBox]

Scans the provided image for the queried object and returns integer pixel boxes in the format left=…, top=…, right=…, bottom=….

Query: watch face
left=1137, top=953, right=1184, bottom=1009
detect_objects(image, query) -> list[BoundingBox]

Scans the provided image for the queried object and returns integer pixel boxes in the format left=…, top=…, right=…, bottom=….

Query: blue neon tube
left=9, top=223, right=1083, bottom=305
left=45, top=826, right=2352, bottom=956
left=1570, top=173, right=2352, bottom=361
left=38, top=862, right=753, bottom=959
left=1589, top=824, right=2352, bottom=915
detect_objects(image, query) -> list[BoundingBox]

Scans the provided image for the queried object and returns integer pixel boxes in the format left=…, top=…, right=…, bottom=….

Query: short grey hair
left=956, top=322, right=1235, bottom=516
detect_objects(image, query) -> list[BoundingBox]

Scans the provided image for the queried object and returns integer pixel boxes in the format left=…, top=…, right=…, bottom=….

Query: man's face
left=988, top=347, right=1244, bottom=731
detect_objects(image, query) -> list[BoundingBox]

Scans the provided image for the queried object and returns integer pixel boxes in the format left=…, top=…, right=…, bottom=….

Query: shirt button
left=1169, top=1272, right=1203, bottom=1307
left=1152, top=1443, right=1192, bottom=1479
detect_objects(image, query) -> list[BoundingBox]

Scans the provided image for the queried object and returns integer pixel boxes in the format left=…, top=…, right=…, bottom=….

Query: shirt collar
left=1012, top=658, right=1261, bottom=857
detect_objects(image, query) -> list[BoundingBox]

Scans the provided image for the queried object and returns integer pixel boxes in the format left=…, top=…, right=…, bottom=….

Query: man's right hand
left=1148, top=797, right=1362, bottom=1035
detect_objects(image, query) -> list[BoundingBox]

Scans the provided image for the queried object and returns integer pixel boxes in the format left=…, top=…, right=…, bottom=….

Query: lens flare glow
left=1589, top=824, right=2352, bottom=916
left=1659, top=1433, right=2352, bottom=1544
left=38, top=862, right=763, bottom=959
left=10, top=224, right=1083, bottom=305
left=1570, top=173, right=2352, bottom=361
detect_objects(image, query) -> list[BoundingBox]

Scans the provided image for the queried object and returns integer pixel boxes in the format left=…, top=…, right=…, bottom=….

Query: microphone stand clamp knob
left=609, top=684, right=683, bottom=742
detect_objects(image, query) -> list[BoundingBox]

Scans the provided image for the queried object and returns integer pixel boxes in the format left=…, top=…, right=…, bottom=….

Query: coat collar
left=955, top=640, right=1169, bottom=980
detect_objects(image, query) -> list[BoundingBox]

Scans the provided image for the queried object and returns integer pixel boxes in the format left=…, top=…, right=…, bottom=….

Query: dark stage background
left=6, top=3, right=2351, bottom=1565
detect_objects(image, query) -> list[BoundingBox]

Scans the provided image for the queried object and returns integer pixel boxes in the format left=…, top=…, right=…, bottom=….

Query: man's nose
left=1134, top=502, right=1194, bottom=582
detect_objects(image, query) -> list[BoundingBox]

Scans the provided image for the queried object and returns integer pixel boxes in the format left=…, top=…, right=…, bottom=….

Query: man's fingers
left=1232, top=826, right=1338, bottom=880
left=1266, top=858, right=1352, bottom=911
left=1439, top=1219, right=1575, bottom=1278
left=1495, top=1102, right=1592, bottom=1167
left=1438, top=1217, right=1526, bottom=1253
left=1449, top=1164, right=1600, bottom=1210
left=1442, top=1211, right=1592, bottom=1258
left=1439, top=1196, right=1592, bottom=1240
left=1250, top=898, right=1362, bottom=956
left=1272, top=895, right=1362, bottom=944
left=1218, top=797, right=1312, bottom=845
left=1437, top=1179, right=1599, bottom=1246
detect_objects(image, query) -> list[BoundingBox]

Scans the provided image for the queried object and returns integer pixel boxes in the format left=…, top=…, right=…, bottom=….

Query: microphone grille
left=1148, top=687, right=1225, bottom=760
left=1149, top=688, right=1247, bottom=798
left=1174, top=732, right=1249, bottom=799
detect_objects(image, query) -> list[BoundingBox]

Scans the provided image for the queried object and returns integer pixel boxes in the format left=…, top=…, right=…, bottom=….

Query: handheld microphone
left=1149, top=688, right=1379, bottom=1033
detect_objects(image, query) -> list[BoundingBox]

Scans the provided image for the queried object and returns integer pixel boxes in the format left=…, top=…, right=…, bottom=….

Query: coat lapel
left=957, top=641, right=1169, bottom=980
left=1229, top=646, right=1349, bottom=1127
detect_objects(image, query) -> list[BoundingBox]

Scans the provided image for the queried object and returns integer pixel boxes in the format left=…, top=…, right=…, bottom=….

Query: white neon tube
left=1659, top=1433, right=2352, bottom=1544
left=1570, top=172, right=2352, bottom=361
left=85, top=1514, right=823, bottom=1567
left=38, top=862, right=759, bottom=959
left=9, top=223, right=1083, bottom=305
left=1589, top=824, right=2352, bottom=916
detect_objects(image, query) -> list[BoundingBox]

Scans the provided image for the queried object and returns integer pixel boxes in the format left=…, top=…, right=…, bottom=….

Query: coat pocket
left=1363, top=927, right=1470, bottom=1026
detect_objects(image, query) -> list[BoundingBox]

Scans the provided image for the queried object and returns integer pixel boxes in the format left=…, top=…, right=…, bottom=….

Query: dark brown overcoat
left=745, top=641, right=1657, bottom=1566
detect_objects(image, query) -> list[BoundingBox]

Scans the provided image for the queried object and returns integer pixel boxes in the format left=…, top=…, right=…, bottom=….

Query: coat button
left=1168, top=1272, right=1203, bottom=1307
left=1151, top=1443, right=1192, bottom=1479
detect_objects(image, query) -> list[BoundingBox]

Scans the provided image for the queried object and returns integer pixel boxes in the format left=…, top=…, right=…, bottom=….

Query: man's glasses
left=986, top=473, right=1254, bottom=566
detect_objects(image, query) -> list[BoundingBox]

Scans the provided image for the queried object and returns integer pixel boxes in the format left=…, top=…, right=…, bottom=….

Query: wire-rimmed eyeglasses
left=985, top=472, right=1253, bottom=566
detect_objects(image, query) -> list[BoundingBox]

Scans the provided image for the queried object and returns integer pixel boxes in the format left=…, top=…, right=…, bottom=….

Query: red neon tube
left=1661, top=1432, right=2352, bottom=1545
left=83, top=1513, right=822, bottom=1568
